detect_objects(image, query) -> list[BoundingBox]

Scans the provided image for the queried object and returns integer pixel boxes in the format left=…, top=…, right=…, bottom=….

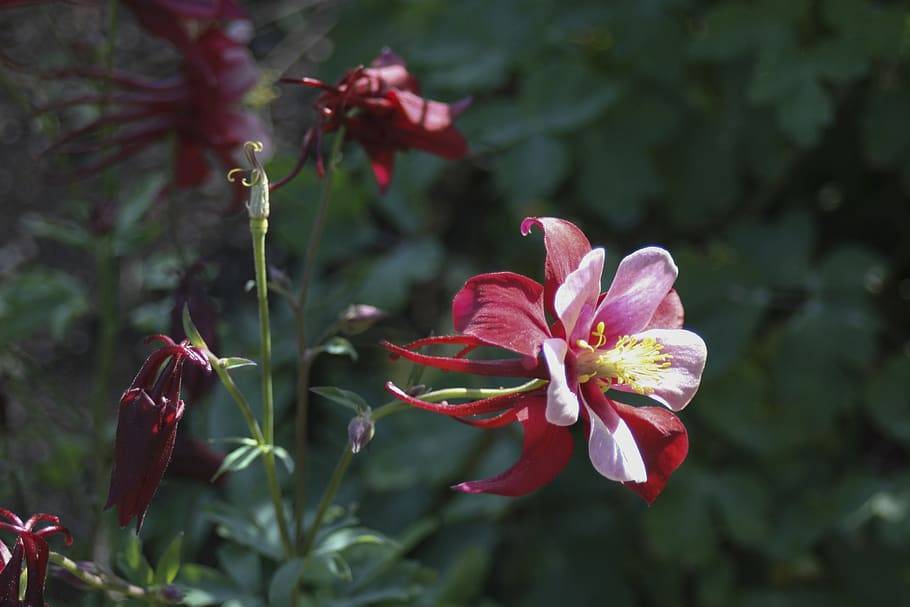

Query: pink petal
left=454, top=398, right=573, bottom=496
left=520, top=217, right=592, bottom=317
left=452, top=271, right=550, bottom=359
left=582, top=384, right=646, bottom=483
left=389, top=90, right=458, bottom=131
left=614, top=402, right=688, bottom=504
left=554, top=248, right=604, bottom=338
left=542, top=338, right=580, bottom=426
left=645, top=288, right=684, bottom=330
left=595, top=247, right=678, bottom=338
left=613, top=329, right=707, bottom=411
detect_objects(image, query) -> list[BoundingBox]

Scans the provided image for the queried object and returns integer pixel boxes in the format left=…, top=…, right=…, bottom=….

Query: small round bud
left=160, top=584, right=184, bottom=603
left=348, top=416, right=375, bottom=454
left=339, top=304, right=385, bottom=335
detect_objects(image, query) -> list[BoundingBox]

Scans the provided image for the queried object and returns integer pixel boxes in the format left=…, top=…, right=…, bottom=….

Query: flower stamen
left=576, top=334, right=673, bottom=394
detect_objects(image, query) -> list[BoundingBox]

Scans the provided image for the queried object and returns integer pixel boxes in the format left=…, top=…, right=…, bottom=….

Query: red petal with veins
left=453, top=398, right=573, bottom=496
left=452, top=271, right=550, bottom=359
left=520, top=217, right=592, bottom=317
left=21, top=533, right=49, bottom=607
left=614, top=402, right=689, bottom=504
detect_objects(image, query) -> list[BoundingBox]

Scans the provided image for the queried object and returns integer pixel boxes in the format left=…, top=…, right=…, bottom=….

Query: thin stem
left=294, top=127, right=346, bottom=544
left=250, top=217, right=294, bottom=558
left=49, top=552, right=155, bottom=601
left=300, top=379, right=545, bottom=557
left=209, top=357, right=264, bottom=444
left=300, top=444, right=353, bottom=555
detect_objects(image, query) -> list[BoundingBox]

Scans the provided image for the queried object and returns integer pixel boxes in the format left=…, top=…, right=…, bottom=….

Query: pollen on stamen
left=595, top=335, right=673, bottom=395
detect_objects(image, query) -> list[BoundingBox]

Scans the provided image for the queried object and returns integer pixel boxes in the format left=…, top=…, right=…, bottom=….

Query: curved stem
left=49, top=552, right=156, bottom=602
left=300, top=379, right=545, bottom=556
left=209, top=357, right=264, bottom=444
left=250, top=217, right=294, bottom=558
left=294, top=127, right=346, bottom=545
left=300, top=443, right=353, bottom=556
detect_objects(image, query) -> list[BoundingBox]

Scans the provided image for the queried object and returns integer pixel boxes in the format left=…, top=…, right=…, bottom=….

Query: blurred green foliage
left=3, top=0, right=910, bottom=605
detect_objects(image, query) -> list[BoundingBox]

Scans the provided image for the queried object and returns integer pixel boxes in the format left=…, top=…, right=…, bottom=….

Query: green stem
left=300, top=444, right=353, bottom=556
left=293, top=128, right=346, bottom=544
left=209, top=357, right=264, bottom=444
left=250, top=216, right=294, bottom=558
left=300, top=378, right=545, bottom=556
left=49, top=552, right=156, bottom=602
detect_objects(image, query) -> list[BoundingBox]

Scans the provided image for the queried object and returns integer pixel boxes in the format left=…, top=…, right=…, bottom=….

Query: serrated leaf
left=219, top=357, right=257, bottom=370
left=155, top=533, right=183, bottom=585
left=310, top=386, right=369, bottom=413
left=319, top=336, right=358, bottom=361
left=211, top=444, right=261, bottom=481
left=268, top=558, right=306, bottom=606
left=182, top=305, right=208, bottom=350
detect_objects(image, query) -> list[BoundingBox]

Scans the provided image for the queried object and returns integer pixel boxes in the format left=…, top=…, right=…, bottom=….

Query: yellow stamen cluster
left=576, top=328, right=672, bottom=395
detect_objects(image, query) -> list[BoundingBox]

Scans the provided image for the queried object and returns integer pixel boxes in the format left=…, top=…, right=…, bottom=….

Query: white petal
left=554, top=248, right=604, bottom=338
left=595, top=247, right=678, bottom=338
left=542, top=338, right=579, bottom=426
left=617, top=328, right=707, bottom=411
left=586, top=401, right=646, bottom=483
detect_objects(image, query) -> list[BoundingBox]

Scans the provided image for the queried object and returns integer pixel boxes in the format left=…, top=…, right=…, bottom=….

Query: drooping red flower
left=383, top=217, right=706, bottom=503
left=0, top=509, right=72, bottom=607
left=106, top=335, right=210, bottom=530
left=276, top=49, right=471, bottom=192
left=46, top=27, right=268, bottom=209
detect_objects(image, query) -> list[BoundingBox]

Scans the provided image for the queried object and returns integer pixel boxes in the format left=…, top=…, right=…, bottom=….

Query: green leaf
left=865, top=356, right=910, bottom=446
left=310, top=386, right=369, bottom=414
left=317, top=336, right=359, bottom=361
left=0, top=269, right=88, bottom=348
left=154, top=533, right=183, bottom=585
left=268, top=558, right=306, bottom=607
left=219, top=357, right=257, bottom=370
left=211, top=444, right=262, bottom=481
left=21, top=214, right=90, bottom=248
left=182, top=305, right=208, bottom=350
left=117, top=534, right=154, bottom=586
left=271, top=445, right=295, bottom=474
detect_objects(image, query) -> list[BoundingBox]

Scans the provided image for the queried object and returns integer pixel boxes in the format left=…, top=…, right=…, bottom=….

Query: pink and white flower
left=383, top=217, right=706, bottom=503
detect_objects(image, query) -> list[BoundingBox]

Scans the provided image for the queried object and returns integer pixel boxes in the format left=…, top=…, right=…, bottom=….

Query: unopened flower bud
left=348, top=415, right=375, bottom=454
left=228, top=141, right=269, bottom=219
left=339, top=304, right=385, bottom=335
left=160, top=584, right=184, bottom=603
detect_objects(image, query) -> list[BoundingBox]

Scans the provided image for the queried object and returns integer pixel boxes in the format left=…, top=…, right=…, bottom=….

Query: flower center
left=576, top=322, right=672, bottom=394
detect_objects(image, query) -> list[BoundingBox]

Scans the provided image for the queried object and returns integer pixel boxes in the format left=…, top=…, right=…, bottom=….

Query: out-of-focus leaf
left=117, top=534, right=154, bottom=586
left=311, top=386, right=369, bottom=414
left=211, top=444, right=261, bottom=481
left=154, top=533, right=183, bottom=585
left=865, top=356, right=910, bottom=446
left=316, top=336, right=359, bottom=361
left=0, top=269, right=88, bottom=348
left=268, top=558, right=306, bottom=607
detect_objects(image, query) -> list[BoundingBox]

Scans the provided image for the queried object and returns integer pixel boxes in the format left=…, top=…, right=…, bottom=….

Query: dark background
left=2, top=0, right=910, bottom=605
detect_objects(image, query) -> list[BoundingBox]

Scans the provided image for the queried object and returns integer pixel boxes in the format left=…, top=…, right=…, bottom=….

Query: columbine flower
left=0, top=509, right=72, bottom=606
left=106, top=335, right=210, bottom=530
left=46, top=28, right=268, bottom=209
left=276, top=48, right=471, bottom=192
left=383, top=217, right=706, bottom=503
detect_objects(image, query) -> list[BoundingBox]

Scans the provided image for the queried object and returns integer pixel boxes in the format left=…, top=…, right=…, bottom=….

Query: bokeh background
left=2, top=0, right=910, bottom=605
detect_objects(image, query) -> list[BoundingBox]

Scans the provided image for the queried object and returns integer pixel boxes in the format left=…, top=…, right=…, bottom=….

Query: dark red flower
left=276, top=49, right=471, bottom=192
left=46, top=27, right=268, bottom=209
left=122, top=0, right=249, bottom=53
left=106, top=335, right=210, bottom=530
left=0, top=509, right=72, bottom=607
left=383, top=217, right=706, bottom=503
